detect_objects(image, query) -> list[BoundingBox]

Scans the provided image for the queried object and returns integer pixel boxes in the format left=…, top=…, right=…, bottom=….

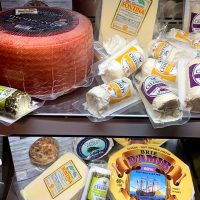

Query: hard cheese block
left=99, top=0, right=158, bottom=48
left=0, top=7, right=93, bottom=100
left=21, top=153, right=88, bottom=200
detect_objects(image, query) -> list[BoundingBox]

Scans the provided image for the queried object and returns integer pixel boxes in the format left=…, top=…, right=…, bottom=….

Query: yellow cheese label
left=152, top=41, right=174, bottom=61
left=114, top=138, right=168, bottom=146
left=0, top=86, right=17, bottom=110
left=151, top=60, right=177, bottom=82
left=108, top=145, right=194, bottom=200
left=175, top=31, right=191, bottom=42
left=44, top=160, right=82, bottom=199
left=102, top=79, right=132, bottom=104
left=115, top=46, right=144, bottom=76
left=111, top=0, right=152, bottom=36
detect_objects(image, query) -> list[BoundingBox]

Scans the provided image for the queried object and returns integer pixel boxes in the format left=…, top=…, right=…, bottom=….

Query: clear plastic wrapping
left=72, top=77, right=141, bottom=122
left=0, top=7, right=94, bottom=100
left=0, top=86, right=44, bottom=125
left=135, top=74, right=190, bottom=128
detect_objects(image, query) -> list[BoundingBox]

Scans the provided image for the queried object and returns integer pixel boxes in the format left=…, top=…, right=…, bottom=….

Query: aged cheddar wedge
left=0, top=7, right=93, bottom=100
left=21, top=153, right=88, bottom=200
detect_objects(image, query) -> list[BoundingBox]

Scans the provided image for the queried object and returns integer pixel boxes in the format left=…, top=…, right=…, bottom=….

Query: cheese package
left=74, top=137, right=114, bottom=161
left=84, top=77, right=139, bottom=119
left=108, top=144, right=195, bottom=200
left=0, top=85, right=43, bottom=125
left=20, top=153, right=88, bottom=200
left=179, top=58, right=200, bottom=113
left=136, top=75, right=190, bottom=128
left=0, top=7, right=93, bottom=100
left=98, top=40, right=145, bottom=83
left=114, top=138, right=168, bottom=147
left=141, top=58, right=177, bottom=86
left=147, top=40, right=183, bottom=63
left=98, top=0, right=159, bottom=48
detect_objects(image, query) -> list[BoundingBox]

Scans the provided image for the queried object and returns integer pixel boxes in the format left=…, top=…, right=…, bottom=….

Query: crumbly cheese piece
left=21, top=153, right=88, bottom=200
left=85, top=77, right=135, bottom=118
left=141, top=58, right=177, bottom=84
left=186, top=58, right=200, bottom=112
left=103, top=34, right=129, bottom=55
left=99, top=41, right=145, bottom=83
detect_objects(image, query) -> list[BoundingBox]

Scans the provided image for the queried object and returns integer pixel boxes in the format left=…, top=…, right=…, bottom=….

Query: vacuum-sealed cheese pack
left=0, top=86, right=44, bottom=125
left=141, top=58, right=178, bottom=87
left=108, top=144, right=195, bottom=200
left=98, top=40, right=146, bottom=83
left=136, top=75, right=190, bottom=128
left=179, top=58, right=200, bottom=113
left=73, top=77, right=141, bottom=122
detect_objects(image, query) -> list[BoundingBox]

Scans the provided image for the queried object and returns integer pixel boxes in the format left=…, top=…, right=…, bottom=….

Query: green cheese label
left=0, top=86, right=17, bottom=110
left=87, top=177, right=109, bottom=200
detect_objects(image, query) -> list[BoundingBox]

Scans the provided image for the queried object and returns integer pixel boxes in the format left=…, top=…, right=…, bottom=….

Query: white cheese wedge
left=21, top=153, right=88, bottom=200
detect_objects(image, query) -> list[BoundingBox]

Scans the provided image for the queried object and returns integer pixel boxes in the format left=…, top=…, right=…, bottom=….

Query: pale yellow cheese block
left=99, top=0, right=159, bottom=48
left=21, top=153, right=88, bottom=200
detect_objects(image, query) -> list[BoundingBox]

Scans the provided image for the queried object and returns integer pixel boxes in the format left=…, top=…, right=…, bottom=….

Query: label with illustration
left=141, top=76, right=170, bottom=104
left=111, top=0, right=152, bottom=36
left=175, top=31, right=191, bottom=42
left=108, top=144, right=194, bottom=200
left=115, top=46, right=144, bottom=77
left=152, top=41, right=174, bottom=61
left=192, top=39, right=200, bottom=49
left=151, top=60, right=177, bottom=82
left=87, top=176, right=110, bottom=200
left=189, top=13, right=200, bottom=32
left=189, top=63, right=200, bottom=88
left=44, top=160, right=82, bottom=198
left=76, top=138, right=111, bottom=160
left=0, top=86, right=17, bottom=110
left=102, top=79, right=132, bottom=104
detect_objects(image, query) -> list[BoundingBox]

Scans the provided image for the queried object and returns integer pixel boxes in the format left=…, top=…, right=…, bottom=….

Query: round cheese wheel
left=0, top=7, right=93, bottom=99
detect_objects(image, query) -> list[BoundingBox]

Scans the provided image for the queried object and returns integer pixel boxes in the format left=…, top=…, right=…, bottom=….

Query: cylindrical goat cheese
left=148, top=40, right=182, bottom=63
left=85, top=77, right=134, bottom=118
left=98, top=41, right=145, bottom=83
left=186, top=58, right=200, bottom=112
left=140, top=75, right=180, bottom=112
left=142, top=58, right=177, bottom=83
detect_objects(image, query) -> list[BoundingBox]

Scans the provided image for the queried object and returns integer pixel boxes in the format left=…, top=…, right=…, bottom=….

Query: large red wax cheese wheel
left=0, top=7, right=93, bottom=99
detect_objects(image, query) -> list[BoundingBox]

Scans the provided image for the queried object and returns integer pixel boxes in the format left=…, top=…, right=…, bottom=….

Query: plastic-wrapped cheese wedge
left=184, top=58, right=200, bottom=112
left=137, top=75, right=182, bottom=127
left=141, top=58, right=177, bottom=85
left=98, top=40, right=145, bottom=83
left=84, top=77, right=137, bottom=118
left=21, top=153, right=88, bottom=200
left=108, top=144, right=195, bottom=200
left=148, top=40, right=183, bottom=63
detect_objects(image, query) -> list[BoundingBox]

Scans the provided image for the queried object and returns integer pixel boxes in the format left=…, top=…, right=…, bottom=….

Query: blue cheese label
left=44, top=160, right=82, bottom=198
left=76, top=138, right=111, bottom=161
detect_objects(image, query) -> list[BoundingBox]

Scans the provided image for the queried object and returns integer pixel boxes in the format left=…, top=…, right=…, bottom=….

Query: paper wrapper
left=108, top=144, right=194, bottom=200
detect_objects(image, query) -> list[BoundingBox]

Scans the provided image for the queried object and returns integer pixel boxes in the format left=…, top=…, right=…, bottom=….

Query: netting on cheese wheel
left=0, top=7, right=94, bottom=100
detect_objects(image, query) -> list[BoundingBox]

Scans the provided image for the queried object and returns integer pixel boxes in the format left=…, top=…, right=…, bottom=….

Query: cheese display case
left=0, top=0, right=200, bottom=199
